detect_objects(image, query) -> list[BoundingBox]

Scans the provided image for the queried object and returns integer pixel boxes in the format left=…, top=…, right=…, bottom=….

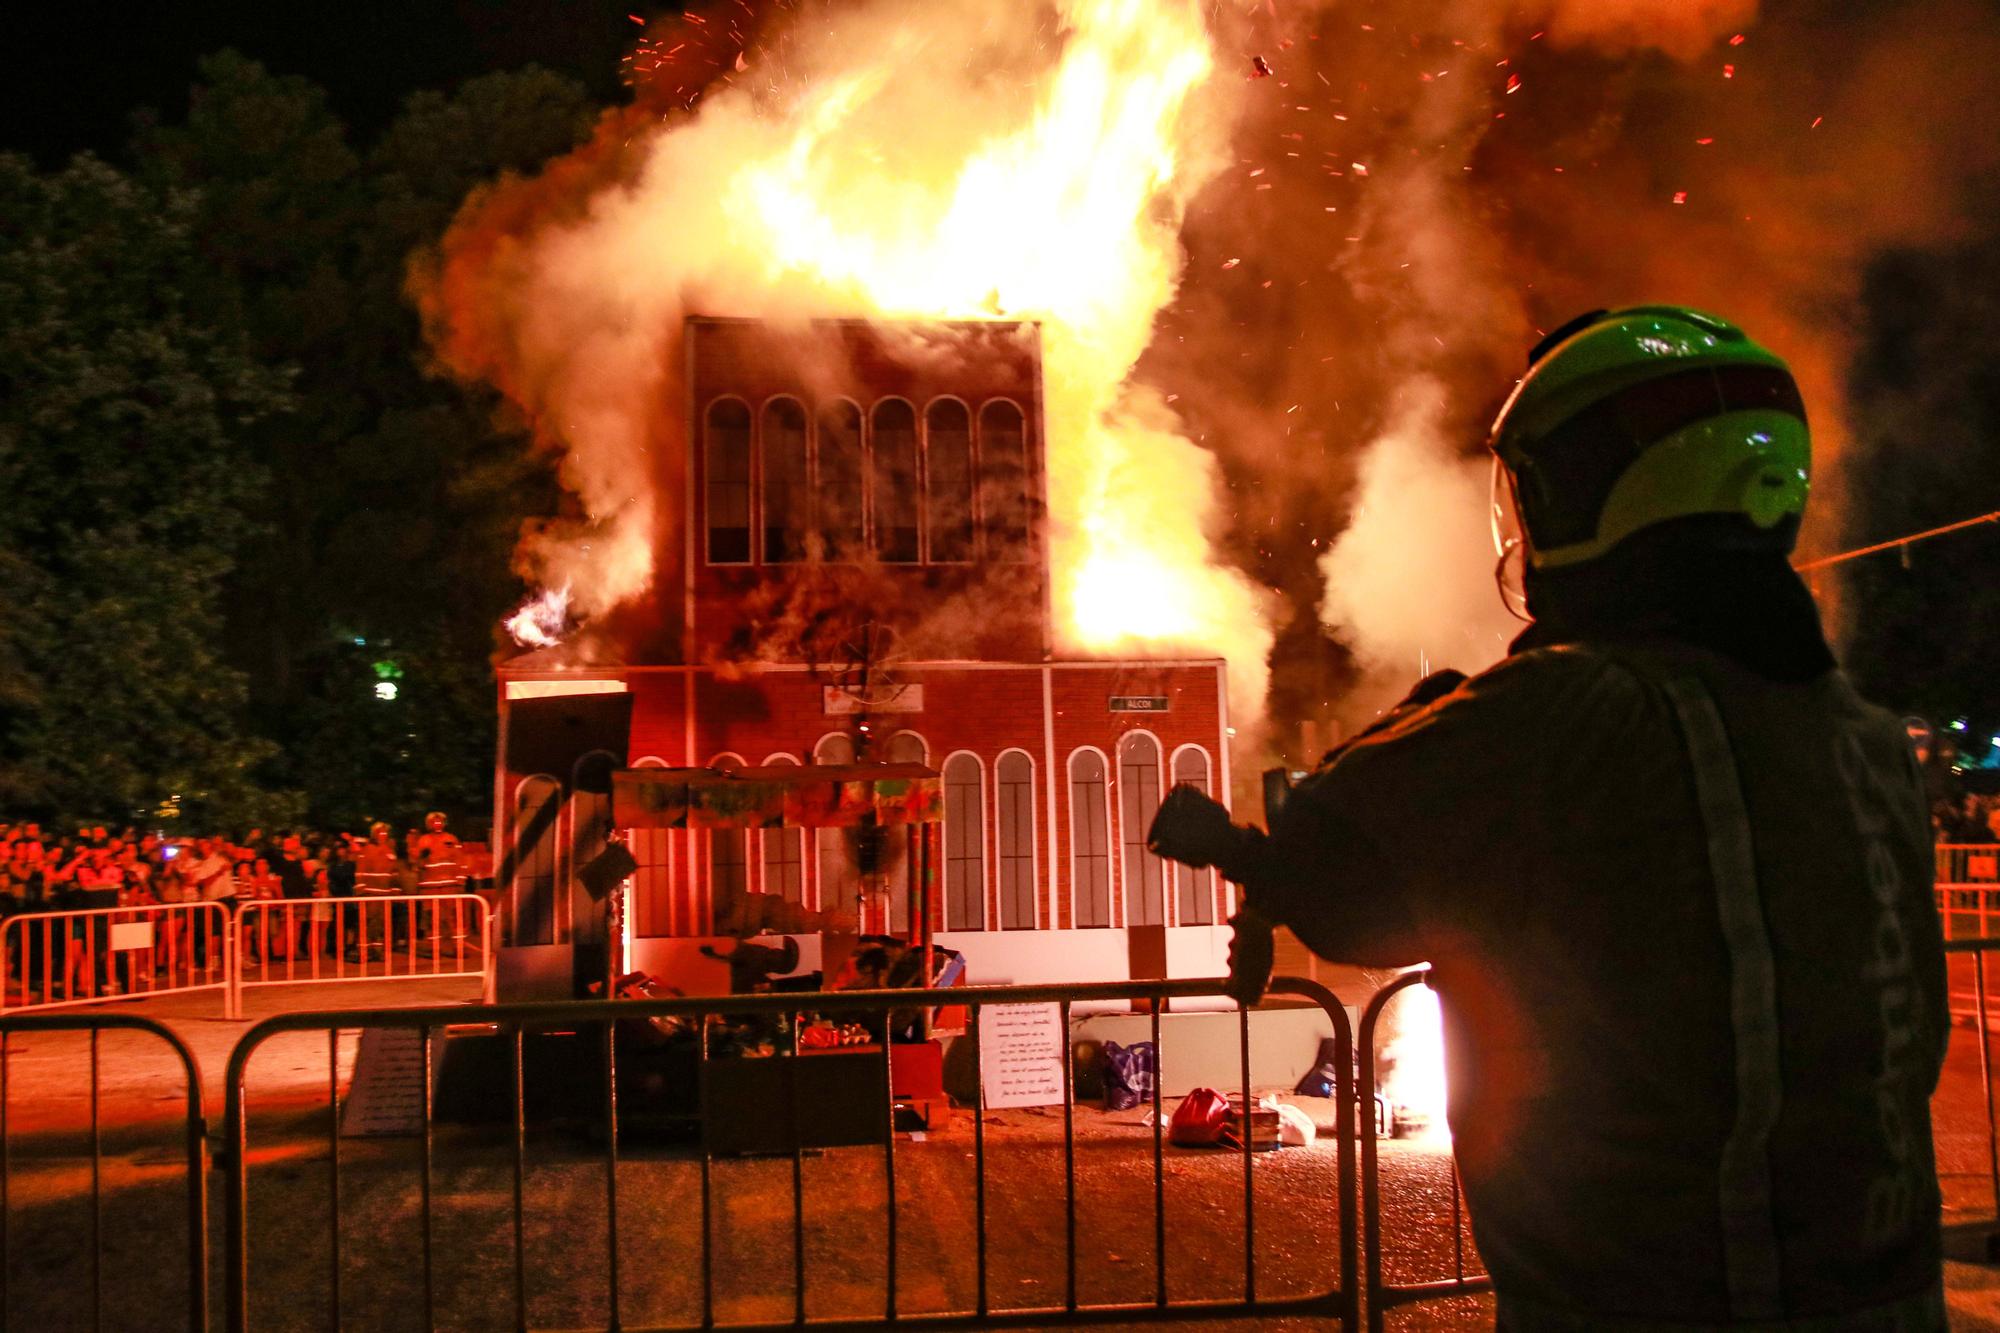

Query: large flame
left=1383, top=980, right=1451, bottom=1141
left=432, top=0, right=1269, bottom=710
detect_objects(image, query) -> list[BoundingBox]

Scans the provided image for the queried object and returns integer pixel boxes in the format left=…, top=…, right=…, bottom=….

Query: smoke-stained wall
left=419, top=0, right=2000, bottom=766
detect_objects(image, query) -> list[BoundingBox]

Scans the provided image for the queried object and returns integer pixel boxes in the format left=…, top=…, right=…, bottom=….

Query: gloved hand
left=1225, top=907, right=1276, bottom=1008
left=1147, top=785, right=1243, bottom=870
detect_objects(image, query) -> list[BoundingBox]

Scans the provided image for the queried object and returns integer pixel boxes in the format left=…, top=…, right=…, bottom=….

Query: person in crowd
left=354, top=823, right=403, bottom=958
left=411, top=812, right=463, bottom=952
left=306, top=861, right=334, bottom=960
left=270, top=835, right=313, bottom=956
left=326, top=836, right=359, bottom=951
left=186, top=837, right=236, bottom=968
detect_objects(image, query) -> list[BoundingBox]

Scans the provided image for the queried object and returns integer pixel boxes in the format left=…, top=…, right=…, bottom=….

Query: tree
left=1841, top=223, right=2000, bottom=745
left=132, top=55, right=590, bottom=828
left=0, top=153, right=296, bottom=828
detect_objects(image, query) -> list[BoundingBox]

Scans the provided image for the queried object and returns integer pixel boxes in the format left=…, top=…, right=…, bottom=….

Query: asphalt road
left=3, top=979, right=2000, bottom=1330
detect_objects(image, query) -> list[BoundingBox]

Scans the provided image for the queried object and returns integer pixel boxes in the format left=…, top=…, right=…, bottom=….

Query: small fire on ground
left=1381, top=980, right=1450, bottom=1142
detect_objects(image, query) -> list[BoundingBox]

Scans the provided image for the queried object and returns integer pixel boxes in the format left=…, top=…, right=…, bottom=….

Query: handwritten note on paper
left=979, top=1003, right=1068, bottom=1109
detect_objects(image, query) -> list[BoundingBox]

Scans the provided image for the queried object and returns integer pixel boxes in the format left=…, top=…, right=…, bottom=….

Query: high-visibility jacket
left=413, top=832, right=462, bottom=893
left=1243, top=639, right=1947, bottom=1328
left=355, top=843, right=402, bottom=896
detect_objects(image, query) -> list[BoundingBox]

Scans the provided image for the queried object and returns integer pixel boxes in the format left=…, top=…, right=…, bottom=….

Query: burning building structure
left=495, top=317, right=1235, bottom=997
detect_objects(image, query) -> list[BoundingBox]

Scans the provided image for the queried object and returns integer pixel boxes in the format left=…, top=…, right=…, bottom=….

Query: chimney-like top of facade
left=680, top=317, right=1051, bottom=668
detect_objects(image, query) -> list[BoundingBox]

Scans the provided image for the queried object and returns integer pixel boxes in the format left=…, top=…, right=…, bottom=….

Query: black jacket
left=1242, top=638, right=1946, bottom=1327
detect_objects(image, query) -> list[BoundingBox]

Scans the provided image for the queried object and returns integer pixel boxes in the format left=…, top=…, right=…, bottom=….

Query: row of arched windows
left=704, top=396, right=1035, bottom=567
left=604, top=733, right=1216, bottom=935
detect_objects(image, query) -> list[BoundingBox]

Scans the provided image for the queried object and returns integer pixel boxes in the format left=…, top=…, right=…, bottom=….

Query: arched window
left=705, top=398, right=751, bottom=564
left=871, top=399, right=920, bottom=563
left=814, top=733, right=859, bottom=912
left=978, top=399, right=1031, bottom=559
left=883, top=731, right=928, bottom=933
left=817, top=400, right=865, bottom=557
left=510, top=775, right=561, bottom=947
left=943, top=753, right=985, bottom=930
left=1171, top=747, right=1215, bottom=926
left=1069, top=749, right=1112, bottom=928
left=761, top=755, right=806, bottom=905
left=628, top=757, right=676, bottom=937
left=761, top=397, right=810, bottom=563
left=996, top=751, right=1038, bottom=929
left=925, top=398, right=974, bottom=563
left=708, top=754, right=748, bottom=929
left=1118, top=733, right=1166, bottom=927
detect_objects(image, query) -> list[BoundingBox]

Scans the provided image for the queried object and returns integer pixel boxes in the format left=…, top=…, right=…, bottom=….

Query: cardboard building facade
left=494, top=318, right=1234, bottom=997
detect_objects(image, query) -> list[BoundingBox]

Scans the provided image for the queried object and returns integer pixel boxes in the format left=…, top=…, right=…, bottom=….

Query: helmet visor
left=1490, top=456, right=1531, bottom=622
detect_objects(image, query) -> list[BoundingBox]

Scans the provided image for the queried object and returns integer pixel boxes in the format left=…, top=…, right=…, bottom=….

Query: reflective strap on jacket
left=1662, top=674, right=1785, bottom=1319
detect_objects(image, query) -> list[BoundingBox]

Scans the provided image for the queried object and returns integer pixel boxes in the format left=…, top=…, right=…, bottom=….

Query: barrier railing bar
left=1451, top=1159, right=1465, bottom=1281
left=1979, top=950, right=2000, bottom=1212
left=1358, top=968, right=1492, bottom=1332
left=883, top=1017, right=898, bottom=1324
left=421, top=1023, right=436, bottom=1333
left=1334, top=981, right=1360, bottom=1333
left=213, top=978, right=1355, bottom=1331
left=603, top=1018, right=621, bottom=1332
left=0, top=1013, right=208, bottom=1333
left=970, top=1002, right=988, bottom=1319
left=2, top=902, right=232, bottom=1016
left=785, top=1007, right=806, bottom=1324
left=3, top=1027, right=12, bottom=1330
left=328, top=1028, right=342, bottom=1331
left=697, top=1014, right=713, bottom=1329
left=1238, top=1002, right=1255, bottom=1304
left=511, top=1023, right=528, bottom=1333
left=1060, top=997, right=1076, bottom=1314
left=1150, top=1003, right=1166, bottom=1309
left=90, top=1025, right=102, bottom=1333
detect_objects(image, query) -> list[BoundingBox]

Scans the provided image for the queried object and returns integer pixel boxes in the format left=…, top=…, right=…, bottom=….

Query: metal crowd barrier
left=0, top=1011, right=209, bottom=1333
left=0, top=896, right=495, bottom=1018
left=1937, top=844, right=2000, bottom=941
left=0, top=901, right=232, bottom=1015
left=1944, top=937, right=2000, bottom=1229
left=222, top=976, right=1360, bottom=1333
left=1357, top=968, right=1490, bottom=1331
left=230, top=893, right=495, bottom=1016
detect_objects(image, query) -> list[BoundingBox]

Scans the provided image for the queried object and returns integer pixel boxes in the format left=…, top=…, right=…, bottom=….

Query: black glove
left=1225, top=907, right=1276, bottom=1008
left=1147, top=785, right=1245, bottom=870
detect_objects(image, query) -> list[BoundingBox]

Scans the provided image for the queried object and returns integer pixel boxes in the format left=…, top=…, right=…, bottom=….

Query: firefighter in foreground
left=1150, top=307, right=1947, bottom=1329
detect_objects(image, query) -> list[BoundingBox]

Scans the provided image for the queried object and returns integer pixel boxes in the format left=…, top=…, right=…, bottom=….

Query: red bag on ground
left=1169, top=1087, right=1231, bottom=1147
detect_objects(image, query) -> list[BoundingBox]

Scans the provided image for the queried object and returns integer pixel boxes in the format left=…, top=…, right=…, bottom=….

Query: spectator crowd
left=1936, top=794, right=2000, bottom=844
left=1, top=816, right=485, bottom=1000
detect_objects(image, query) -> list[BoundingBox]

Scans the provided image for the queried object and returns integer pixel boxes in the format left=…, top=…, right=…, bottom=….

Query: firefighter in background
left=1150, top=307, right=1947, bottom=1329
left=412, top=812, right=463, bottom=952
left=352, top=822, right=403, bottom=957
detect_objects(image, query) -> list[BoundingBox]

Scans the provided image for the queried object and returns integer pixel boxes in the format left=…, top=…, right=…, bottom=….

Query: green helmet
left=1488, top=305, right=1810, bottom=570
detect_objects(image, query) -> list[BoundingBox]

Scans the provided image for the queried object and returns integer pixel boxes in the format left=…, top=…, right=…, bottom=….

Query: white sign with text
left=978, top=1002, right=1067, bottom=1109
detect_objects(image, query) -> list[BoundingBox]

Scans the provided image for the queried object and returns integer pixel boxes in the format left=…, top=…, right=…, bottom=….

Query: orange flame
left=505, top=585, right=572, bottom=649
left=1383, top=980, right=1451, bottom=1141
left=423, top=0, right=1271, bottom=714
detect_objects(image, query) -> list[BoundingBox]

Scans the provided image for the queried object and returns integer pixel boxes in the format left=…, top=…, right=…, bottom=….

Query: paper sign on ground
left=978, top=1002, right=1067, bottom=1109
left=341, top=1027, right=439, bottom=1137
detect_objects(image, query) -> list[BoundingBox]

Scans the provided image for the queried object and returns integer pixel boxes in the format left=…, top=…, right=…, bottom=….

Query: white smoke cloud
left=1318, top=381, right=1520, bottom=700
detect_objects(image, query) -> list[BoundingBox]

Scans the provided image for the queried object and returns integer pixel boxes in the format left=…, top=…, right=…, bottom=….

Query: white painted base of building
left=624, top=925, right=1235, bottom=1010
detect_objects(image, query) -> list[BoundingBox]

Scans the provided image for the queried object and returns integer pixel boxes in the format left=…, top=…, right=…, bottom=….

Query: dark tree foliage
left=0, top=154, right=296, bottom=828
left=130, top=54, right=590, bottom=829
left=1841, top=222, right=2000, bottom=746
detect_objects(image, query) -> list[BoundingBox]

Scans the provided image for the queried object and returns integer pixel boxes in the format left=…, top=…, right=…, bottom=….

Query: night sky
left=0, top=1, right=659, bottom=163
